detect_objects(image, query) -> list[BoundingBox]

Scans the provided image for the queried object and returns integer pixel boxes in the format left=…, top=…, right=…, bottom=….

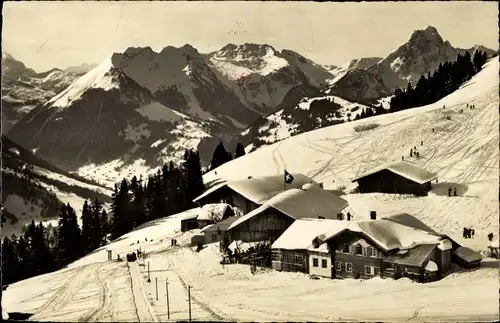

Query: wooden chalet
left=193, top=174, right=317, bottom=214
left=180, top=203, right=234, bottom=232
left=316, top=213, right=481, bottom=282
left=352, top=161, right=438, bottom=196
left=271, top=219, right=349, bottom=277
left=224, top=186, right=349, bottom=250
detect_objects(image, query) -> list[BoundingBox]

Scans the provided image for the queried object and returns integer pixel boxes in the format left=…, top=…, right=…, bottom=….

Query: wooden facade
left=355, top=170, right=432, bottom=196
left=272, top=249, right=308, bottom=273
left=330, top=231, right=387, bottom=279
left=196, top=186, right=260, bottom=214
left=228, top=208, right=295, bottom=244
left=181, top=218, right=200, bottom=232
left=308, top=250, right=332, bottom=278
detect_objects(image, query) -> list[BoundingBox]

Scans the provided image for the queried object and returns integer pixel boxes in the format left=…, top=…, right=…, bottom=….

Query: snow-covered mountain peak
left=46, top=57, right=120, bottom=109
left=209, top=43, right=288, bottom=78
left=409, top=26, right=443, bottom=44
left=64, top=63, right=99, bottom=75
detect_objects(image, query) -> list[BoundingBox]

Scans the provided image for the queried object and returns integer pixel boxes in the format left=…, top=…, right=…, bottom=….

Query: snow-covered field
left=4, top=58, right=498, bottom=322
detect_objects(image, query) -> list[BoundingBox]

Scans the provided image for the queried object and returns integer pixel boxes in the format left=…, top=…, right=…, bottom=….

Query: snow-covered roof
left=228, top=188, right=348, bottom=231
left=384, top=244, right=438, bottom=267
left=271, top=218, right=350, bottom=251
left=193, top=173, right=316, bottom=204
left=437, top=239, right=453, bottom=251
left=352, top=161, right=438, bottom=184
left=425, top=260, right=439, bottom=272
left=383, top=213, right=439, bottom=235
left=198, top=203, right=231, bottom=221
left=453, top=246, right=482, bottom=263
left=201, top=216, right=241, bottom=233
left=320, top=214, right=446, bottom=252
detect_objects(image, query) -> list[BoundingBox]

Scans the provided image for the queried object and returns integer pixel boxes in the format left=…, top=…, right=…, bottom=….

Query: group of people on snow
left=447, top=186, right=458, bottom=197
left=463, top=227, right=475, bottom=239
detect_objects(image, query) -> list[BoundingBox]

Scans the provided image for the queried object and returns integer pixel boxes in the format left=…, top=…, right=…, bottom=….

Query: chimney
left=370, top=211, right=377, bottom=220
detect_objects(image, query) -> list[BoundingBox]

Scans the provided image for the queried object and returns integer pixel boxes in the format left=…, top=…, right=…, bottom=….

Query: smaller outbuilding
left=200, top=216, right=241, bottom=248
left=180, top=203, right=235, bottom=232
left=352, top=161, right=438, bottom=196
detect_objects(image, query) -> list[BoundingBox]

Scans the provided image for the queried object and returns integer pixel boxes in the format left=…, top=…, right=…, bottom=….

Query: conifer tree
left=81, top=200, right=93, bottom=253
left=100, top=209, right=109, bottom=246
left=234, top=143, right=246, bottom=159
left=130, top=176, right=146, bottom=227
left=182, top=149, right=205, bottom=206
left=210, top=141, right=231, bottom=170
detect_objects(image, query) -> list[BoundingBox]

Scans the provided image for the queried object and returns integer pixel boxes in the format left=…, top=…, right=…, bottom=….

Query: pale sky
left=2, top=1, right=498, bottom=72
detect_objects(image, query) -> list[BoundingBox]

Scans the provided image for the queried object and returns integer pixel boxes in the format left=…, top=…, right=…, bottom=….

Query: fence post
left=166, top=280, right=170, bottom=319
left=147, top=262, right=151, bottom=283
left=188, top=285, right=192, bottom=321
left=155, top=277, right=158, bottom=301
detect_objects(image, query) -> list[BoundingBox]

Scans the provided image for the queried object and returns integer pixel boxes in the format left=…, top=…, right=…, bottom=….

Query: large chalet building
left=272, top=213, right=482, bottom=283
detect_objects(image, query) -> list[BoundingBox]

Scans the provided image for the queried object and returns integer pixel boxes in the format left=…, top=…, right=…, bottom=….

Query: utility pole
left=188, top=285, right=192, bottom=322
left=155, top=277, right=158, bottom=301
left=147, top=262, right=151, bottom=283
left=165, top=280, right=170, bottom=319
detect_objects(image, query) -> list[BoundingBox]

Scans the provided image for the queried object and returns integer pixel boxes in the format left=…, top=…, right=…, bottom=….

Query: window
left=294, top=255, right=303, bottom=265
left=374, top=267, right=380, bottom=275
left=343, top=244, right=350, bottom=253
left=335, top=261, right=342, bottom=271
left=365, top=265, right=373, bottom=275
left=345, top=263, right=353, bottom=272
left=313, top=258, right=319, bottom=267
left=272, top=250, right=281, bottom=261
left=321, top=259, right=328, bottom=268
left=211, top=233, right=218, bottom=242
left=356, top=244, right=363, bottom=255
left=368, top=247, right=377, bottom=257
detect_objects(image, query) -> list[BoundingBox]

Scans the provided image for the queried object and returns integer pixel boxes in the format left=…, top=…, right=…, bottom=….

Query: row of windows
left=334, top=261, right=380, bottom=275
left=337, top=244, right=378, bottom=257
left=283, top=253, right=304, bottom=265
left=312, top=258, right=328, bottom=268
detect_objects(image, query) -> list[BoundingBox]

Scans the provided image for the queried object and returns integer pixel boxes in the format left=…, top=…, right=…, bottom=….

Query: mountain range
left=2, top=26, right=495, bottom=187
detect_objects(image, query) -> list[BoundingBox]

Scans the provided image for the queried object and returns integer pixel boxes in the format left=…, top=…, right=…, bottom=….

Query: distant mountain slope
left=329, top=26, right=495, bottom=103
left=1, top=135, right=113, bottom=236
left=1, top=53, right=80, bottom=133
left=8, top=58, right=212, bottom=178
left=8, top=44, right=335, bottom=184
left=240, top=95, right=376, bottom=152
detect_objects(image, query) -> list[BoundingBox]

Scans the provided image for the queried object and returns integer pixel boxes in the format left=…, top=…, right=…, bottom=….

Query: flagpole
left=283, top=169, right=286, bottom=192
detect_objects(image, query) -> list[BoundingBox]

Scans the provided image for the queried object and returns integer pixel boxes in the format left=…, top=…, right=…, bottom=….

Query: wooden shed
left=352, top=161, right=437, bottom=196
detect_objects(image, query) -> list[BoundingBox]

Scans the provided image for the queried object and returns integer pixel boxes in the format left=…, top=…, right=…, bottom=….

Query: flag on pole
left=284, top=170, right=294, bottom=184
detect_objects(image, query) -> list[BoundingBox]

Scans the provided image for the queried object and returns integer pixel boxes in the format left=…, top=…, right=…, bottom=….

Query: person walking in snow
left=347, top=212, right=351, bottom=221
left=448, top=187, right=452, bottom=197
left=402, top=156, right=404, bottom=161
left=463, top=227, right=467, bottom=239
left=453, top=187, right=457, bottom=196
left=421, top=141, right=423, bottom=146
left=488, top=233, right=494, bottom=241
left=410, top=149, right=413, bottom=157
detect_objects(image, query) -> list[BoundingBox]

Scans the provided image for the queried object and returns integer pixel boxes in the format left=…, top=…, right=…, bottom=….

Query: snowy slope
left=241, top=96, right=374, bottom=151
left=1, top=136, right=113, bottom=236
left=1, top=53, right=80, bottom=133
left=205, top=57, right=500, bottom=251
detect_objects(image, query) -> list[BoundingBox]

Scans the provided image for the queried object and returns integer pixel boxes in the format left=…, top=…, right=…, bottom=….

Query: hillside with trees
left=2, top=148, right=206, bottom=285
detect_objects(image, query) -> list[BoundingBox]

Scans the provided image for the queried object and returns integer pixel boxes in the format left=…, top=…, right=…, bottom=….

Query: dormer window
left=356, top=244, right=363, bottom=255
left=343, top=244, right=350, bottom=253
